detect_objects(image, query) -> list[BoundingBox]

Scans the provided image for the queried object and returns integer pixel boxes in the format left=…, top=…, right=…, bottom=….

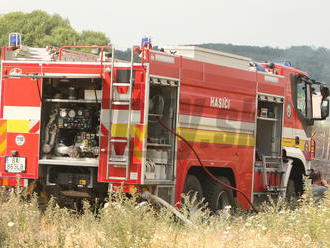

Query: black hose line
left=157, top=117, right=259, bottom=213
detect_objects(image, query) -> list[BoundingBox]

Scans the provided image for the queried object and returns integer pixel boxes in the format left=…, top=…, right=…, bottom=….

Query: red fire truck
left=0, top=36, right=329, bottom=210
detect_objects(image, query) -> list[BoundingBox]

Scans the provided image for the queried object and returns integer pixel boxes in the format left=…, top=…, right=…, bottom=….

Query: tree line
left=1, top=11, right=329, bottom=85
left=0, top=11, right=109, bottom=49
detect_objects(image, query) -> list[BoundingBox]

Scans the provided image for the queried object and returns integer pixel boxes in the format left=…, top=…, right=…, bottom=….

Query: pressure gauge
left=77, top=110, right=83, bottom=116
left=68, top=109, right=76, bottom=118
left=59, top=109, right=67, bottom=118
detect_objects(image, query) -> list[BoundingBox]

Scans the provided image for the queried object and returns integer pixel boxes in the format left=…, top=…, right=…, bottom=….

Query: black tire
left=286, top=179, right=297, bottom=201
left=183, top=174, right=203, bottom=201
left=204, top=176, right=235, bottom=211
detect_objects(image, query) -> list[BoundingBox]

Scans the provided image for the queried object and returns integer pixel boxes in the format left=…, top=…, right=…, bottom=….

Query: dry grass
left=0, top=188, right=329, bottom=248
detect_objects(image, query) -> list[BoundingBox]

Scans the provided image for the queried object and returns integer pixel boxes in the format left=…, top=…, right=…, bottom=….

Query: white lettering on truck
left=210, top=97, right=231, bottom=109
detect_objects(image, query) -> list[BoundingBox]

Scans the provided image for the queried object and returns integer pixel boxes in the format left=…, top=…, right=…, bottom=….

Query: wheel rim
left=286, top=180, right=296, bottom=201
left=216, top=191, right=230, bottom=210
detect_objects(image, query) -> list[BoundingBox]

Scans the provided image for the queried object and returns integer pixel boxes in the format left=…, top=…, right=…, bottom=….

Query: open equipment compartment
left=144, top=76, right=179, bottom=183
left=39, top=77, right=102, bottom=167
left=256, top=94, right=284, bottom=158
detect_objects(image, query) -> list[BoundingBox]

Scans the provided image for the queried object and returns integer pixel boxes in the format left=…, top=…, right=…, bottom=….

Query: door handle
left=295, top=136, right=300, bottom=145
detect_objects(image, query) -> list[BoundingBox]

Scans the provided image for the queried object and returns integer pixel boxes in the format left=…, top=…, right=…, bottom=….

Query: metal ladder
left=260, top=156, right=286, bottom=196
left=106, top=47, right=135, bottom=180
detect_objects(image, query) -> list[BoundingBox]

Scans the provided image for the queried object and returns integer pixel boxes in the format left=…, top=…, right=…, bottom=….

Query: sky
left=1, top=0, right=330, bottom=49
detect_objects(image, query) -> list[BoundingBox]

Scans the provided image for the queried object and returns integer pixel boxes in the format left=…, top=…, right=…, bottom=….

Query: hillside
left=196, top=43, right=330, bottom=84
left=115, top=43, right=330, bottom=84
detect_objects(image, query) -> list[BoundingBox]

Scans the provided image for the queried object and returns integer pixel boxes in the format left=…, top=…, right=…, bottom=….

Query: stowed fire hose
left=156, top=116, right=259, bottom=213
left=141, top=191, right=195, bottom=227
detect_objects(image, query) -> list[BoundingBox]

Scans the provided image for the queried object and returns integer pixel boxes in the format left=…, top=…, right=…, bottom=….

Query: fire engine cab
left=0, top=34, right=328, bottom=210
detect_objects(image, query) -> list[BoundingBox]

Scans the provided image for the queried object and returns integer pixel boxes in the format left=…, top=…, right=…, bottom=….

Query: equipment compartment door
left=98, top=66, right=146, bottom=184
left=0, top=66, right=42, bottom=180
left=254, top=94, right=284, bottom=193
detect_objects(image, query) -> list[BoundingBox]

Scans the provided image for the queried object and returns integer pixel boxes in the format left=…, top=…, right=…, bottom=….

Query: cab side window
left=297, top=81, right=307, bottom=117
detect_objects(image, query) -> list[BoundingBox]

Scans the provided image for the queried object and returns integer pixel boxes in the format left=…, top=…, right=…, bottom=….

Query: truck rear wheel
left=204, top=176, right=235, bottom=212
left=183, top=174, right=203, bottom=202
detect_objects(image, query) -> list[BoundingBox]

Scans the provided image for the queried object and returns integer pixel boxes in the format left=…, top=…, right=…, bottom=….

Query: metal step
left=254, top=167, right=285, bottom=173
left=253, top=191, right=281, bottom=196
left=108, top=160, right=129, bottom=168
left=112, top=101, right=130, bottom=105
left=113, top=164, right=128, bottom=168
left=254, top=186, right=286, bottom=195
left=267, top=186, right=287, bottom=192
left=110, top=138, right=128, bottom=143
left=108, top=160, right=128, bottom=165
left=255, top=155, right=286, bottom=195
left=113, top=83, right=131, bottom=86
left=264, top=161, right=282, bottom=164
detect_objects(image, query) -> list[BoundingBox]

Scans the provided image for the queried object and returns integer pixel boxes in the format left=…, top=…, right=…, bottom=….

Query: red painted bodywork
left=0, top=46, right=312, bottom=209
left=0, top=61, right=109, bottom=183
left=147, top=51, right=311, bottom=208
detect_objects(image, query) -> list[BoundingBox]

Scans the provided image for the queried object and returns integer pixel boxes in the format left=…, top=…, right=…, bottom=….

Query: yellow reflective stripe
left=110, top=124, right=146, bottom=164
left=111, top=125, right=312, bottom=151
left=0, top=140, right=6, bottom=155
left=110, top=124, right=139, bottom=137
left=283, top=138, right=309, bottom=151
left=282, top=137, right=295, bottom=147
left=112, top=125, right=255, bottom=147
left=133, top=125, right=146, bottom=162
left=0, top=121, right=6, bottom=136
left=178, top=128, right=255, bottom=146
left=0, top=121, right=7, bottom=155
left=134, top=125, right=146, bottom=142
left=7, top=120, right=30, bottom=133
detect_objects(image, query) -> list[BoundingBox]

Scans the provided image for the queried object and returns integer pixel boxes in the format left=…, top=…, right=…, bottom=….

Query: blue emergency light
left=275, top=62, right=291, bottom=67
left=9, top=33, right=22, bottom=47
left=141, top=37, right=152, bottom=48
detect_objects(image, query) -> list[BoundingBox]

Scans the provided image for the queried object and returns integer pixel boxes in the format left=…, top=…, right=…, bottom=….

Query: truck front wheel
left=286, top=179, right=297, bottom=202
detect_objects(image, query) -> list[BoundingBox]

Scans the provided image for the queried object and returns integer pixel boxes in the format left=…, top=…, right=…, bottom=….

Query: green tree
left=79, top=31, right=110, bottom=46
left=0, top=10, right=110, bottom=48
left=40, top=26, right=80, bottom=46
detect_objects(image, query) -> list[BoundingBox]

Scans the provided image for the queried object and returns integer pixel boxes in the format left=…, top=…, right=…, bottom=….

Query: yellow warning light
left=79, top=179, right=87, bottom=185
left=128, top=185, right=137, bottom=194
left=2, top=178, right=8, bottom=186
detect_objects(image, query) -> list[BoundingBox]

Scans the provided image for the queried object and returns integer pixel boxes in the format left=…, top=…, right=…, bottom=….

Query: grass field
left=0, top=188, right=329, bottom=248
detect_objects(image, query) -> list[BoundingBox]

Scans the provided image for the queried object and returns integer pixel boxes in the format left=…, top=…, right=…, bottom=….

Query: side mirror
left=312, top=93, right=322, bottom=119
left=321, top=86, right=330, bottom=98
left=321, top=99, right=329, bottom=120
left=311, top=84, right=329, bottom=120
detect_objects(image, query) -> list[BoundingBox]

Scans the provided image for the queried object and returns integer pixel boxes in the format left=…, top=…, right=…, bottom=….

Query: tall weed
left=0, top=188, right=328, bottom=247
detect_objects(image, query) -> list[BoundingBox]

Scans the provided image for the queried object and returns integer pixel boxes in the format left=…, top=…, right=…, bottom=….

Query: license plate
left=5, top=157, right=26, bottom=173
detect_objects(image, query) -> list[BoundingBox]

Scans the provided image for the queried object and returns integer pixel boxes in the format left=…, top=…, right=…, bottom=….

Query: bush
left=0, top=188, right=328, bottom=248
